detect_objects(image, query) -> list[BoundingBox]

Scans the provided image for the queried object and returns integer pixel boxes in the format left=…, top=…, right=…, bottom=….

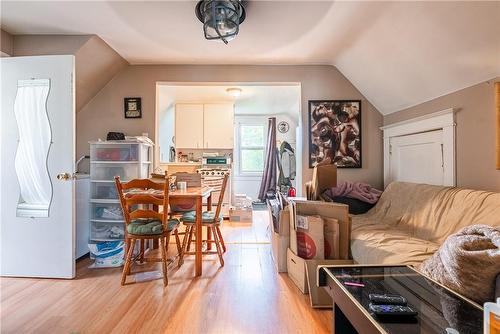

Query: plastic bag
left=88, top=241, right=124, bottom=268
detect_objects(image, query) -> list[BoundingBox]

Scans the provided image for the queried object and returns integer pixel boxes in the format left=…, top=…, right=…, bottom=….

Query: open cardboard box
left=311, top=164, right=337, bottom=200
left=286, top=200, right=354, bottom=308
left=287, top=248, right=353, bottom=308
left=289, top=200, right=351, bottom=260
left=271, top=209, right=290, bottom=272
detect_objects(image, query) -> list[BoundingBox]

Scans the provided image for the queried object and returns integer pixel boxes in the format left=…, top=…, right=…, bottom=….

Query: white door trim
left=381, top=108, right=456, bottom=188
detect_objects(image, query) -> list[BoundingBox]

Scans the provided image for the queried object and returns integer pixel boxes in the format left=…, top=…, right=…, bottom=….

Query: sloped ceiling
left=11, top=35, right=128, bottom=111
left=1, top=1, right=499, bottom=114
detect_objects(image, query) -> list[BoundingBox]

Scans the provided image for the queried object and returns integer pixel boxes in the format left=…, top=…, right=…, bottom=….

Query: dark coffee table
left=318, top=265, right=483, bottom=334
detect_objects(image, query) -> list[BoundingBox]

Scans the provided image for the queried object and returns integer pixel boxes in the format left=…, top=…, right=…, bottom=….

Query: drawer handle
left=291, top=259, right=296, bottom=264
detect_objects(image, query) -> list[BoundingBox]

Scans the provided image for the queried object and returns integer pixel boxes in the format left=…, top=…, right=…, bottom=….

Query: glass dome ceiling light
left=195, top=0, right=246, bottom=44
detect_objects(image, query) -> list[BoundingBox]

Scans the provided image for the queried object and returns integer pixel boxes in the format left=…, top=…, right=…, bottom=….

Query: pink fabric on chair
left=326, top=181, right=382, bottom=204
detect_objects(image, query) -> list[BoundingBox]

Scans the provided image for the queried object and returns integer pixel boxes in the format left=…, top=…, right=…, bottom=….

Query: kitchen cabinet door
left=203, top=103, right=234, bottom=149
left=175, top=104, right=204, bottom=149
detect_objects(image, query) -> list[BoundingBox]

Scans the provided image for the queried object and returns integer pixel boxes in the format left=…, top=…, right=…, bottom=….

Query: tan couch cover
left=351, top=182, right=500, bottom=265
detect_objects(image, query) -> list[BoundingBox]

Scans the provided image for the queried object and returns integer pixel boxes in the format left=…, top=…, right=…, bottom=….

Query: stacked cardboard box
left=286, top=200, right=353, bottom=308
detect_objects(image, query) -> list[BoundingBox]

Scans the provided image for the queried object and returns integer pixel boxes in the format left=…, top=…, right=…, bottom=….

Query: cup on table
left=177, top=181, right=187, bottom=191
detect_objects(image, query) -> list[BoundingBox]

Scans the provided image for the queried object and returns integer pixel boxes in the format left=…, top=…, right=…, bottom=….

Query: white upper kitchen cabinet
left=175, top=103, right=204, bottom=149
left=175, top=103, right=234, bottom=149
left=203, top=103, right=234, bottom=149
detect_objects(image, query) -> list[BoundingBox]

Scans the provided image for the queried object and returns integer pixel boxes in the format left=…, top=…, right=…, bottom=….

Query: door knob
left=56, top=172, right=72, bottom=181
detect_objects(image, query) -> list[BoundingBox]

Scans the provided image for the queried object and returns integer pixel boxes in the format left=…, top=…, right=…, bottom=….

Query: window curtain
left=258, top=117, right=277, bottom=201
left=14, top=79, right=52, bottom=215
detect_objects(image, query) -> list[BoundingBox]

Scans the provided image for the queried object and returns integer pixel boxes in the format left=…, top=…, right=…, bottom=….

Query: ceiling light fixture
left=226, top=87, right=242, bottom=97
left=195, top=0, right=246, bottom=44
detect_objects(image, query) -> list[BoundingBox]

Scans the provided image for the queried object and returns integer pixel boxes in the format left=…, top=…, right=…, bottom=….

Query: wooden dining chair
left=115, top=176, right=181, bottom=286
left=178, top=174, right=229, bottom=267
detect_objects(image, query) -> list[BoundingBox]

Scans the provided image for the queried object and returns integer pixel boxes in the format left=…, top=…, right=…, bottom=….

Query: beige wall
left=78, top=65, right=384, bottom=189
left=385, top=77, right=500, bottom=192
left=12, top=34, right=128, bottom=111
left=73, top=36, right=128, bottom=111
left=1, top=29, right=13, bottom=56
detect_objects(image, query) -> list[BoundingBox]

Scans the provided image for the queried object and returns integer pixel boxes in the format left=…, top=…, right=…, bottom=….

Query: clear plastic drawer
left=91, top=203, right=124, bottom=221
left=91, top=163, right=140, bottom=181
left=92, top=183, right=118, bottom=200
left=91, top=144, right=139, bottom=162
left=91, top=221, right=125, bottom=241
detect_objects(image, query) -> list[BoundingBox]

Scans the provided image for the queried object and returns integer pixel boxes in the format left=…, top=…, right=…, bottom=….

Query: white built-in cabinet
left=175, top=103, right=234, bottom=149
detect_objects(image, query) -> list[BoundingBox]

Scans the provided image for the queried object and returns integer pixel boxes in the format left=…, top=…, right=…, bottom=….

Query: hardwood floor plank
left=0, top=215, right=331, bottom=334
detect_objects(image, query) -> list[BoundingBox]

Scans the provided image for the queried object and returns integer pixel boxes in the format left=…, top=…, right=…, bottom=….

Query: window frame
left=236, top=122, right=266, bottom=176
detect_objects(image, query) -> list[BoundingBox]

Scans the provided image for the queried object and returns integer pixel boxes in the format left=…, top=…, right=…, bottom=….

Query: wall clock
left=278, top=121, right=289, bottom=133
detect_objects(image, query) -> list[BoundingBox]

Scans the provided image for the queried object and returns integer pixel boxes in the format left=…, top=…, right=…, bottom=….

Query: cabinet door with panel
left=203, top=103, right=234, bottom=149
left=175, top=104, right=204, bottom=148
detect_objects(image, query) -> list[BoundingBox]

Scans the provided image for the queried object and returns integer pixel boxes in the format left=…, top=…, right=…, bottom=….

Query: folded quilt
left=324, top=181, right=382, bottom=204
left=419, top=224, right=500, bottom=304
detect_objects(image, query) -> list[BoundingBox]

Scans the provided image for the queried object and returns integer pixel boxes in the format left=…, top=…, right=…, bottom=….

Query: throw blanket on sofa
left=324, top=181, right=382, bottom=204
left=420, top=224, right=500, bottom=304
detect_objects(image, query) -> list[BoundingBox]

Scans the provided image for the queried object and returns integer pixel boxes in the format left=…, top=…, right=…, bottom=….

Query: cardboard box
left=172, top=172, right=201, bottom=187
left=324, top=217, right=340, bottom=259
left=311, top=164, right=337, bottom=200
left=289, top=200, right=351, bottom=260
left=229, top=208, right=253, bottom=223
left=296, top=215, right=324, bottom=260
left=271, top=209, right=291, bottom=272
left=286, top=248, right=353, bottom=307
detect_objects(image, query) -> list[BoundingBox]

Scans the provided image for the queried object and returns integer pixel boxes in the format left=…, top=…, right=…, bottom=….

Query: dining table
left=147, top=179, right=214, bottom=277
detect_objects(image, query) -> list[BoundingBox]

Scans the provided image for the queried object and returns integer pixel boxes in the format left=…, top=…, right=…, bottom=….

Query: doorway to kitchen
left=154, top=82, right=302, bottom=243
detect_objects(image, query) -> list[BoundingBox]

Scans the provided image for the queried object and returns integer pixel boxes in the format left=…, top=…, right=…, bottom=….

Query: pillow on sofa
left=419, top=224, right=500, bottom=304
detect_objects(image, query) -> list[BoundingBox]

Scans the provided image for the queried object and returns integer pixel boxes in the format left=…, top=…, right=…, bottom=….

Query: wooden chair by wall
left=178, top=174, right=228, bottom=267
left=115, top=176, right=181, bottom=286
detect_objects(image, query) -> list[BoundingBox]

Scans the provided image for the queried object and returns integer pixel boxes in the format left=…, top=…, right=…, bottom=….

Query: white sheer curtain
left=14, top=79, right=52, bottom=216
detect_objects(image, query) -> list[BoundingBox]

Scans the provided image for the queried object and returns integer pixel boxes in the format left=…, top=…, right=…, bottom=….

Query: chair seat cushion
left=181, top=211, right=223, bottom=224
left=127, top=218, right=179, bottom=235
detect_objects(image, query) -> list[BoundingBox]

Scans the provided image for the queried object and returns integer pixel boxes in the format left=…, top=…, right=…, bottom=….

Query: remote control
left=369, top=303, right=418, bottom=317
left=369, top=293, right=407, bottom=305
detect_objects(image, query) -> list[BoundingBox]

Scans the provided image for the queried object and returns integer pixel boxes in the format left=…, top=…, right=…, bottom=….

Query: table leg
left=206, top=193, right=212, bottom=250
left=195, top=196, right=203, bottom=276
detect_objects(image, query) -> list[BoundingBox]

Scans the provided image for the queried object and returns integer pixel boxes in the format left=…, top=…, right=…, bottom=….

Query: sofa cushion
left=351, top=221, right=439, bottom=265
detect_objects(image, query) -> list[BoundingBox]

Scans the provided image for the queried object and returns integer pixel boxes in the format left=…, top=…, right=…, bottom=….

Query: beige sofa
left=350, top=182, right=500, bottom=265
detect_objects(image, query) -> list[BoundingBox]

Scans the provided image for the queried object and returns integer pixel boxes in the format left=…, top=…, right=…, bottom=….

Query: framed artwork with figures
left=124, top=97, right=142, bottom=119
left=308, top=100, right=361, bottom=168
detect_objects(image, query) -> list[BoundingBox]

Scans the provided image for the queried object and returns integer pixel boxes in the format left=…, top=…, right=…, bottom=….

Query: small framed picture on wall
left=124, top=97, right=142, bottom=118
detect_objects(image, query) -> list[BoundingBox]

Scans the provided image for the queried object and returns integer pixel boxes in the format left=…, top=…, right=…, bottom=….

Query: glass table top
left=324, top=266, right=483, bottom=334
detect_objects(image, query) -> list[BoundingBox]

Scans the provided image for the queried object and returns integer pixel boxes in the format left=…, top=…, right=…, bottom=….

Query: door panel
left=389, top=130, right=444, bottom=186
left=175, top=103, right=203, bottom=148
left=203, top=103, right=234, bottom=149
left=1, top=55, right=75, bottom=278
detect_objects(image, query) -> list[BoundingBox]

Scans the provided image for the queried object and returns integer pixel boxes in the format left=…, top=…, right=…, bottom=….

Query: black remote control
left=369, top=293, right=407, bottom=305
left=369, top=303, right=418, bottom=317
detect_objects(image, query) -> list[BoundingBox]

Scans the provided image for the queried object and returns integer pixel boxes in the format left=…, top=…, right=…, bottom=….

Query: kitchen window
left=238, top=124, right=265, bottom=174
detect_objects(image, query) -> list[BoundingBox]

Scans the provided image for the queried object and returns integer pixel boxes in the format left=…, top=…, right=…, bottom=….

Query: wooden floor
left=0, top=211, right=331, bottom=334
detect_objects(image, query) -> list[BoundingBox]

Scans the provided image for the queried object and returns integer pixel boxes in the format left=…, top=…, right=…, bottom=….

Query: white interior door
left=388, top=130, right=444, bottom=186
left=175, top=103, right=204, bottom=148
left=0, top=55, right=76, bottom=278
left=203, top=103, right=234, bottom=149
